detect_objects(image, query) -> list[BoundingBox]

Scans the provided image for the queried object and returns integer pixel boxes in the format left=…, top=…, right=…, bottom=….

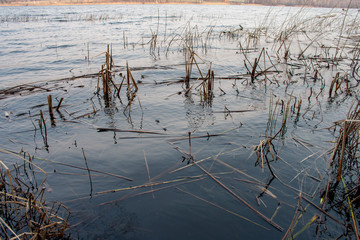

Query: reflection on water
left=184, top=91, right=215, bottom=132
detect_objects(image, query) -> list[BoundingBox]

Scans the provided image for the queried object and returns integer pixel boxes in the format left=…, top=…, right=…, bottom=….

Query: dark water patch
left=45, top=43, right=77, bottom=49
left=8, top=49, right=29, bottom=54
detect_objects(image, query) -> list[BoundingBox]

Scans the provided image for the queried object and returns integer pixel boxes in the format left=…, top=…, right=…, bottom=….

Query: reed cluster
left=97, top=45, right=140, bottom=120
left=98, top=44, right=115, bottom=99
left=0, top=153, right=70, bottom=239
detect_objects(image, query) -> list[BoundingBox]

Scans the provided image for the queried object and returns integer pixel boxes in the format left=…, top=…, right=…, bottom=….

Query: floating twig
left=82, top=148, right=93, bottom=198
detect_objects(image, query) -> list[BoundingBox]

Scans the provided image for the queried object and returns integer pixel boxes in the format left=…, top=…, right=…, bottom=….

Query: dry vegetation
left=0, top=150, right=70, bottom=239
left=0, top=5, right=360, bottom=239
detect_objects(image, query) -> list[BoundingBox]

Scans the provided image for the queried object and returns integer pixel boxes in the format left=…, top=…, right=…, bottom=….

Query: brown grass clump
left=321, top=101, right=360, bottom=239
left=0, top=152, right=70, bottom=239
left=330, top=101, right=360, bottom=183
left=98, top=44, right=115, bottom=99
left=328, top=72, right=350, bottom=98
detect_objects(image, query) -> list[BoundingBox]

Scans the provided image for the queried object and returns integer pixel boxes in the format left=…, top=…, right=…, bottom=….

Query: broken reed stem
left=47, top=95, right=55, bottom=126
left=39, top=110, right=48, bottom=148
left=122, top=61, right=139, bottom=115
left=126, top=61, right=138, bottom=94
left=56, top=97, right=64, bottom=112
left=82, top=148, right=93, bottom=197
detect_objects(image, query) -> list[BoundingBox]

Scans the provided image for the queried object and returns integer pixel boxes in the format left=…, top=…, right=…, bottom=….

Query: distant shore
left=0, top=0, right=358, bottom=8
left=0, top=1, right=327, bottom=8
left=0, top=1, right=234, bottom=6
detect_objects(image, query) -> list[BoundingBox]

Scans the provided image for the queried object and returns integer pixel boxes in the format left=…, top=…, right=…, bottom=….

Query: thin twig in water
left=177, top=188, right=269, bottom=230
left=143, top=151, right=155, bottom=199
left=82, top=147, right=93, bottom=197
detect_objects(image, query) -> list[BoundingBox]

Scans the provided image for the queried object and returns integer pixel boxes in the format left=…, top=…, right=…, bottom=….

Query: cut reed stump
left=48, top=94, right=56, bottom=126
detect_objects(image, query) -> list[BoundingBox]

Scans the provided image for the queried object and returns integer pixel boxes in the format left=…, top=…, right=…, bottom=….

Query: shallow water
left=0, top=4, right=359, bottom=239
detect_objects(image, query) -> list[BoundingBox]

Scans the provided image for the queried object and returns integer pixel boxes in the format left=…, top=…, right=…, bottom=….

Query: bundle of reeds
left=328, top=72, right=350, bottom=98
left=98, top=44, right=116, bottom=99
left=199, top=67, right=214, bottom=104
left=0, top=155, right=70, bottom=239
left=324, top=101, right=360, bottom=238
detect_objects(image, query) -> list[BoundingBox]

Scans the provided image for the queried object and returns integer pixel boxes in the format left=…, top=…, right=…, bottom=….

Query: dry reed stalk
left=47, top=95, right=55, bottom=126
left=149, top=29, right=158, bottom=58
left=56, top=97, right=64, bottom=112
left=126, top=61, right=138, bottom=97
left=241, top=46, right=277, bottom=84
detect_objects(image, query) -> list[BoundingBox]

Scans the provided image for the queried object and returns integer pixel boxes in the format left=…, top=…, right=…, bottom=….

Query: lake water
left=0, top=4, right=359, bottom=239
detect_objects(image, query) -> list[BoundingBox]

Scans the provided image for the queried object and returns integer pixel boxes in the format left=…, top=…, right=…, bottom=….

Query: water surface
left=0, top=4, right=359, bottom=239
